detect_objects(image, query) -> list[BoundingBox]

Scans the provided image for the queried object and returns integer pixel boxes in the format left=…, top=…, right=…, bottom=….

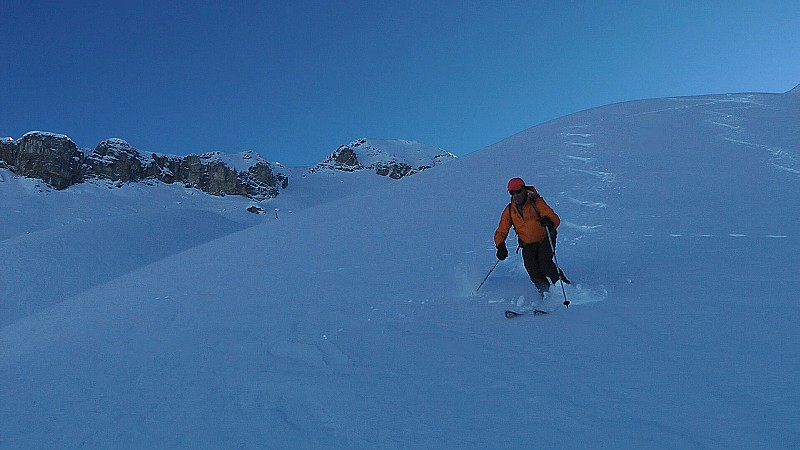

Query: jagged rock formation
left=310, top=138, right=456, bottom=179
left=0, top=132, right=84, bottom=189
left=85, top=139, right=150, bottom=183
left=0, top=132, right=287, bottom=200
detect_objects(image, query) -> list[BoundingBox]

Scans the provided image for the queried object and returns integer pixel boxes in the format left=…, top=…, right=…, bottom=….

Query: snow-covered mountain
left=0, top=134, right=454, bottom=200
left=1, top=89, right=798, bottom=448
left=310, top=138, right=456, bottom=178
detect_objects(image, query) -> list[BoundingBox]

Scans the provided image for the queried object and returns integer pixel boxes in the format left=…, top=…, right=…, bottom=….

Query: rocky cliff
left=0, top=132, right=287, bottom=199
left=0, top=132, right=84, bottom=190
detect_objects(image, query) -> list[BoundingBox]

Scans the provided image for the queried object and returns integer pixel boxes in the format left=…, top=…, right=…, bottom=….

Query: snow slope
left=1, top=91, right=798, bottom=448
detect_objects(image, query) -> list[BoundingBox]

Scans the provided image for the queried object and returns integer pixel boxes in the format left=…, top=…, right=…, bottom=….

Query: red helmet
left=507, top=177, right=525, bottom=192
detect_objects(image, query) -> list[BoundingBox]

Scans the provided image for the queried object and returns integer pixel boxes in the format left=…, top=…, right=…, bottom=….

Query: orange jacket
left=494, top=188, right=560, bottom=247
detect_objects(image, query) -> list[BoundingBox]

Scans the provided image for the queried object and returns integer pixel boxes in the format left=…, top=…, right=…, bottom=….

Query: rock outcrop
left=84, top=138, right=149, bottom=183
left=0, top=132, right=286, bottom=200
left=1, top=132, right=84, bottom=189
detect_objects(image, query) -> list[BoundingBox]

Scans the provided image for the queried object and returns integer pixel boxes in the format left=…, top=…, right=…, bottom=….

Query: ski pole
left=545, top=226, right=570, bottom=308
left=474, top=259, right=500, bottom=294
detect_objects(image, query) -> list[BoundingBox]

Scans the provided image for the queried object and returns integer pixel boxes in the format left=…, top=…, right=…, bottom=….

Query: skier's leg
left=522, top=244, right=550, bottom=294
left=538, top=238, right=560, bottom=284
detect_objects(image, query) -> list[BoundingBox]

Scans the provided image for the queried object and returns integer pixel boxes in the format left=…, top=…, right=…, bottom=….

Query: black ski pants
left=521, top=237, right=559, bottom=294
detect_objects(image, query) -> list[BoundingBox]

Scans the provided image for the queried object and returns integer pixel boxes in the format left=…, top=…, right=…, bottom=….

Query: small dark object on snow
left=504, top=309, right=548, bottom=318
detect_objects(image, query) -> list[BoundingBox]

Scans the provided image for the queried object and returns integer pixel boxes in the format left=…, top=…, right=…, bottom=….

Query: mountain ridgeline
left=0, top=133, right=456, bottom=199
left=309, top=138, right=457, bottom=179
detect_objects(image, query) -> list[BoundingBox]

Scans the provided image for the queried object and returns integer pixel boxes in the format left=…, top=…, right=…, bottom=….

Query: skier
left=494, top=177, right=562, bottom=297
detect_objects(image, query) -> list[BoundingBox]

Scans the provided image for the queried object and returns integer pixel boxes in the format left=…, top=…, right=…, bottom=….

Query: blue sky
left=2, top=1, right=798, bottom=166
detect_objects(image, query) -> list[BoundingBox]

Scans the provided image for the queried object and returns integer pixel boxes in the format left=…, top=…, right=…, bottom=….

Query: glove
left=496, top=242, right=508, bottom=261
left=539, top=217, right=554, bottom=229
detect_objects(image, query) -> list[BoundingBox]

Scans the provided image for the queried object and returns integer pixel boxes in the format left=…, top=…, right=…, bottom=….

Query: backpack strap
left=529, top=193, right=543, bottom=218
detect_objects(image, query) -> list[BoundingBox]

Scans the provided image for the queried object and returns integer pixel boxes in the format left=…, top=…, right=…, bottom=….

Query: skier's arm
left=538, top=199, right=560, bottom=229
left=493, top=207, right=513, bottom=247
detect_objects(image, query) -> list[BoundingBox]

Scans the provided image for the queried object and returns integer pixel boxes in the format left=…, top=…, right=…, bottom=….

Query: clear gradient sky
left=2, top=1, right=798, bottom=166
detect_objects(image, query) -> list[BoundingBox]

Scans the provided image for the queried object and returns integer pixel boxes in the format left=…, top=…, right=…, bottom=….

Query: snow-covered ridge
left=352, top=138, right=456, bottom=167
left=0, top=132, right=456, bottom=199
left=310, top=138, right=456, bottom=178
left=21, top=130, right=69, bottom=140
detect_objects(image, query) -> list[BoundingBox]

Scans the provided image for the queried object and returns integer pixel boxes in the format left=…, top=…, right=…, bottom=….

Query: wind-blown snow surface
left=2, top=91, right=798, bottom=448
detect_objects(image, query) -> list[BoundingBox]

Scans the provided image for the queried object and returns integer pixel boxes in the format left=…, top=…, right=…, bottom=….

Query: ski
left=504, top=309, right=548, bottom=318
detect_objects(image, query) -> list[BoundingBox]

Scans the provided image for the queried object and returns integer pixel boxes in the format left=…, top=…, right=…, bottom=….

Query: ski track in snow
left=556, top=125, right=619, bottom=244
left=641, top=233, right=791, bottom=239
left=774, top=164, right=800, bottom=174
left=566, top=197, right=607, bottom=209
left=702, top=99, right=798, bottom=175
